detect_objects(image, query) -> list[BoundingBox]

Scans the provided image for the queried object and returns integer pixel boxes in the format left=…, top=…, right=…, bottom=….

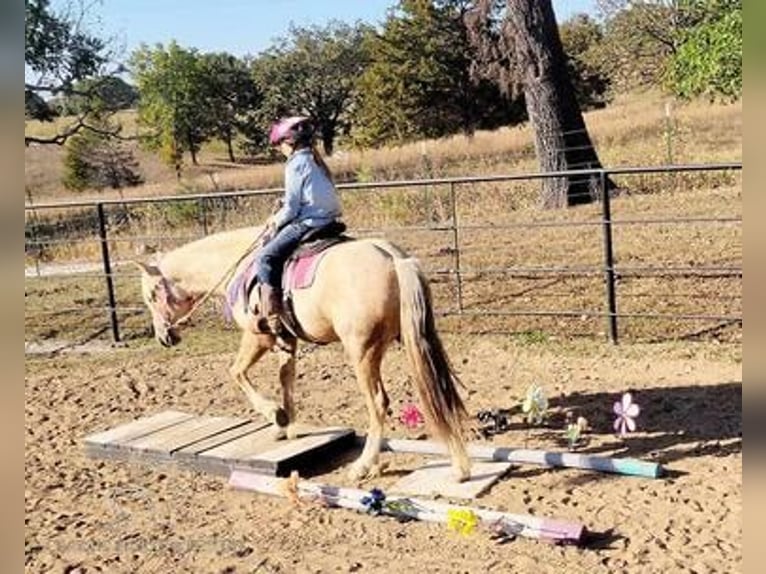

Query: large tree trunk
left=507, top=0, right=616, bottom=209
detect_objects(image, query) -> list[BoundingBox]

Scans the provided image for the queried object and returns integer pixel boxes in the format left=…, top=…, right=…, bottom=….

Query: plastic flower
left=489, top=518, right=525, bottom=543
left=565, top=416, right=588, bottom=450
left=522, top=384, right=548, bottom=425
left=613, top=392, right=640, bottom=436
left=399, top=402, right=424, bottom=429
left=360, top=488, right=386, bottom=515
left=446, top=508, right=479, bottom=535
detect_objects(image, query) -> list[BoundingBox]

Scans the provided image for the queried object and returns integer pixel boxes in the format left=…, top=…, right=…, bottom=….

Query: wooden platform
left=83, top=410, right=356, bottom=477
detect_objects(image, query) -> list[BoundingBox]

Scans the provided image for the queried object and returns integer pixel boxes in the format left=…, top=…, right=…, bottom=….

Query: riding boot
left=258, top=284, right=292, bottom=352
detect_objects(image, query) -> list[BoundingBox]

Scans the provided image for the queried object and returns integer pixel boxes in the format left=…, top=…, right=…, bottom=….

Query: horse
left=134, top=225, right=471, bottom=482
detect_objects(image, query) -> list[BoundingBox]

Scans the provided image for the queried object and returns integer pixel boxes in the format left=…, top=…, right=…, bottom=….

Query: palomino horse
left=135, top=225, right=470, bottom=481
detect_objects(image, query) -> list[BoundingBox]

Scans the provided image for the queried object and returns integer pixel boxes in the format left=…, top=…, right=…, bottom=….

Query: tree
left=25, top=90, right=56, bottom=121
left=559, top=14, right=611, bottom=109
left=200, top=53, right=262, bottom=162
left=352, top=0, right=524, bottom=148
left=130, top=42, right=212, bottom=170
left=62, top=117, right=143, bottom=191
left=471, top=0, right=616, bottom=208
left=592, top=1, right=683, bottom=92
left=669, top=0, right=741, bottom=100
left=51, top=76, right=139, bottom=116
left=251, top=21, right=372, bottom=155
left=25, top=0, right=122, bottom=145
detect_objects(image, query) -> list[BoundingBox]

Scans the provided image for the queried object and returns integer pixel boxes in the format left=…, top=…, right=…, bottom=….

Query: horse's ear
left=128, top=260, right=161, bottom=277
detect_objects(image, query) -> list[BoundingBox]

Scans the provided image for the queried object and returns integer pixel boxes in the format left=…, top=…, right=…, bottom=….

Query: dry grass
left=24, top=91, right=741, bottom=202
left=24, top=91, right=742, bottom=345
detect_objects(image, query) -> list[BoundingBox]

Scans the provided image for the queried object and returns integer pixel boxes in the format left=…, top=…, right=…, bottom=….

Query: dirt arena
left=24, top=330, right=741, bottom=573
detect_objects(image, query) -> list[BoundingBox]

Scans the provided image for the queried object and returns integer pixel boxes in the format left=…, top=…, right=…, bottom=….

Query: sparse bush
left=62, top=125, right=143, bottom=192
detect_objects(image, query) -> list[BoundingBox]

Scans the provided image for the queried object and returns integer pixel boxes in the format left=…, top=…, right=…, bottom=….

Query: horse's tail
left=390, top=254, right=470, bottom=477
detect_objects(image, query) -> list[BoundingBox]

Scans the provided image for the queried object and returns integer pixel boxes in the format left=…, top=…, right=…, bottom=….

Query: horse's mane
left=160, top=226, right=263, bottom=293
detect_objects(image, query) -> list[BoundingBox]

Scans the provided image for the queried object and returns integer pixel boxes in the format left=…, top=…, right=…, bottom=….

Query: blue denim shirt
left=272, top=148, right=342, bottom=230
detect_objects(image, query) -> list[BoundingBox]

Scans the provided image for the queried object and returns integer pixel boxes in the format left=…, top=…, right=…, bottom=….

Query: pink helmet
left=268, top=116, right=313, bottom=146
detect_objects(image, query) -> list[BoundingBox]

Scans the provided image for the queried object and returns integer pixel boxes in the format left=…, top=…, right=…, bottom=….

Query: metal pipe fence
left=24, top=162, right=742, bottom=345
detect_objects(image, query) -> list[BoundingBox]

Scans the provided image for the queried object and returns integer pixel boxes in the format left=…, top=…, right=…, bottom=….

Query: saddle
left=280, top=222, right=351, bottom=342
left=224, top=221, right=351, bottom=342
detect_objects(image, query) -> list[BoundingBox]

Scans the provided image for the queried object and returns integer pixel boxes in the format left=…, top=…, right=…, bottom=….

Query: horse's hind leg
left=229, top=330, right=289, bottom=433
left=347, top=340, right=389, bottom=481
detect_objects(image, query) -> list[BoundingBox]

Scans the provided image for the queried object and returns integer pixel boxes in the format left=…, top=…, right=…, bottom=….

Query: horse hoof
left=347, top=463, right=369, bottom=481
left=453, top=468, right=471, bottom=483
left=286, top=424, right=300, bottom=440
left=274, top=407, right=289, bottom=428
left=272, top=426, right=287, bottom=441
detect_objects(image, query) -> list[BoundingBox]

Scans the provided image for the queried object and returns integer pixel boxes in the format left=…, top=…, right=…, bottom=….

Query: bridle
left=149, top=226, right=272, bottom=331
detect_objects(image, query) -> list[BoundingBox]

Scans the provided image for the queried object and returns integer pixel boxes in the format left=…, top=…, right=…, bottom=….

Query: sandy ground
left=25, top=333, right=741, bottom=573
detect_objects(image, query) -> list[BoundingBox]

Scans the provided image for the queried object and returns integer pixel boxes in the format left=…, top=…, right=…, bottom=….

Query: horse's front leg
left=229, top=330, right=289, bottom=432
left=276, top=335, right=299, bottom=440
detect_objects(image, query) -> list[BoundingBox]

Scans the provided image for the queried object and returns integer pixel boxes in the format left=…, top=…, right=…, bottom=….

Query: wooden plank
left=390, top=459, right=512, bottom=500
left=244, top=426, right=356, bottom=475
left=197, top=424, right=281, bottom=463
left=83, top=410, right=194, bottom=448
left=174, top=420, right=273, bottom=459
left=124, top=415, right=249, bottom=459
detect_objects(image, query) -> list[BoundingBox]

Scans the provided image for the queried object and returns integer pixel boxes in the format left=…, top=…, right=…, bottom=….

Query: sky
left=67, top=0, right=597, bottom=60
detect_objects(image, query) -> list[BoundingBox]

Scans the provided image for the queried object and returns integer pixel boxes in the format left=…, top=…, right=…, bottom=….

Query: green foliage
left=588, top=2, right=679, bottom=92
left=669, top=0, right=742, bottom=100
left=250, top=21, right=372, bottom=155
left=25, top=0, right=107, bottom=90
left=50, top=76, right=139, bottom=116
left=351, top=0, right=523, bottom=148
left=25, top=0, right=116, bottom=144
left=130, top=42, right=212, bottom=168
left=161, top=200, right=200, bottom=228
left=62, top=119, right=143, bottom=192
left=559, top=14, right=611, bottom=109
left=200, top=53, right=262, bottom=161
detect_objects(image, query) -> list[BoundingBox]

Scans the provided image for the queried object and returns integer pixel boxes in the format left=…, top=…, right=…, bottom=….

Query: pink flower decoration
left=613, top=392, right=640, bottom=436
left=399, top=402, right=424, bottom=429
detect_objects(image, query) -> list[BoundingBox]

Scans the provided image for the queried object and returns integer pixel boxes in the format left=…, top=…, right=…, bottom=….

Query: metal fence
left=24, top=162, right=742, bottom=345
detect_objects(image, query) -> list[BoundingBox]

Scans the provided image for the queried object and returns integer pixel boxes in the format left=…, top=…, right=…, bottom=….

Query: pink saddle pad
left=283, top=250, right=330, bottom=291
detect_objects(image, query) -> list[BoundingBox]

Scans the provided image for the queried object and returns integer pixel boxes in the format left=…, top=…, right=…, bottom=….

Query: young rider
left=255, top=116, right=343, bottom=345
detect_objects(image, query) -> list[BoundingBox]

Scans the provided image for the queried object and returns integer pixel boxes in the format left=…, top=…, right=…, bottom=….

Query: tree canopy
left=352, top=0, right=523, bottom=148
left=130, top=42, right=213, bottom=169
left=251, top=21, right=372, bottom=155
left=25, top=0, right=121, bottom=145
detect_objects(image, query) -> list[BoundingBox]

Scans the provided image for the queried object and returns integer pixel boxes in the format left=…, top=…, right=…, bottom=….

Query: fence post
left=199, top=197, right=209, bottom=236
left=449, top=182, right=464, bottom=313
left=599, top=170, right=618, bottom=343
left=97, top=203, right=120, bottom=343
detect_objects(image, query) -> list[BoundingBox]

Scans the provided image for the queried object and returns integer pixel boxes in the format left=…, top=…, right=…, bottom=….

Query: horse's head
left=133, top=261, right=195, bottom=347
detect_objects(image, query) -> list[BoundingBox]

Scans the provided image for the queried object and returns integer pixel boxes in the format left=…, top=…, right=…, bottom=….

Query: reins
left=170, top=226, right=271, bottom=328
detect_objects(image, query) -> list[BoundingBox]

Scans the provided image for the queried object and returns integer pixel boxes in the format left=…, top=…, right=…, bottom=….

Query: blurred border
left=6, top=0, right=23, bottom=571
left=743, top=2, right=765, bottom=572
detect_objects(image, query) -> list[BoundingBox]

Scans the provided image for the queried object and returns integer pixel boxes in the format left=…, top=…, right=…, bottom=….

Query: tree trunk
left=226, top=131, right=235, bottom=163
left=187, top=130, right=198, bottom=165
left=506, top=0, right=616, bottom=209
left=321, top=127, right=334, bottom=156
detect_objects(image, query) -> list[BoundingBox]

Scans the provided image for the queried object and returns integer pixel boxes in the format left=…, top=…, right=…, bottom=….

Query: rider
left=256, top=116, right=343, bottom=343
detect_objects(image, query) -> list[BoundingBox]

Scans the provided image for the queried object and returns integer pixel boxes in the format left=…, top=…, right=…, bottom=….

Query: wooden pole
left=374, top=438, right=663, bottom=478
left=229, top=470, right=585, bottom=544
